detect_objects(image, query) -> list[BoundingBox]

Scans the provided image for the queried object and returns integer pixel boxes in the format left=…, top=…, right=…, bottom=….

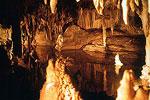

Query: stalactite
left=148, top=0, right=150, bottom=13
left=117, top=0, right=121, bottom=9
left=92, top=11, right=96, bottom=28
left=102, top=21, right=106, bottom=46
left=44, top=0, right=47, bottom=5
left=76, top=0, right=80, bottom=2
left=121, top=0, right=129, bottom=25
left=134, top=0, right=139, bottom=6
left=20, top=21, right=24, bottom=57
left=117, top=0, right=121, bottom=25
left=31, top=15, right=36, bottom=39
left=130, top=0, right=135, bottom=12
left=110, top=9, right=114, bottom=34
left=50, top=0, right=58, bottom=14
left=93, top=0, right=104, bottom=15
left=85, top=11, right=91, bottom=29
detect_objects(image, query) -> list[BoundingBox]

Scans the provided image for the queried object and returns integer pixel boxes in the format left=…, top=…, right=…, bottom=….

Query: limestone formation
left=40, top=58, right=83, bottom=100
left=116, top=70, right=148, bottom=100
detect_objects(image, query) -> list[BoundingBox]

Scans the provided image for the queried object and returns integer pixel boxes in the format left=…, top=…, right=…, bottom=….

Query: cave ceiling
left=0, top=0, right=150, bottom=56
left=0, top=0, right=148, bottom=30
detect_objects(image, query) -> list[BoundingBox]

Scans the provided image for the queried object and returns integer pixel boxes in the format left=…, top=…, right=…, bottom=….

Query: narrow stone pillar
left=146, top=34, right=150, bottom=65
left=104, top=69, right=107, bottom=91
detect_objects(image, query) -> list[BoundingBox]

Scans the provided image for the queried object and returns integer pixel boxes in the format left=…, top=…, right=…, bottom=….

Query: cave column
left=146, top=33, right=150, bottom=66
left=141, top=0, right=150, bottom=66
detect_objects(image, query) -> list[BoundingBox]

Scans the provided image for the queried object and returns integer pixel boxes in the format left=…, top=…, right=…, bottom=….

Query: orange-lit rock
left=115, top=53, right=123, bottom=75
left=50, top=0, right=58, bottom=14
left=121, top=0, right=129, bottom=24
left=134, top=88, right=148, bottom=100
left=44, top=0, right=47, bottom=5
left=145, top=35, right=150, bottom=65
left=76, top=0, right=80, bottom=2
left=40, top=58, right=83, bottom=100
left=55, top=34, right=63, bottom=51
left=116, top=70, right=135, bottom=100
left=93, top=0, right=104, bottom=15
left=149, top=0, right=150, bottom=13
left=40, top=59, right=59, bottom=100
left=134, top=0, right=139, bottom=6
left=116, top=70, right=149, bottom=100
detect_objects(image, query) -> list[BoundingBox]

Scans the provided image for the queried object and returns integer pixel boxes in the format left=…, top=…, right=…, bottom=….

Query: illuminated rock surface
left=116, top=70, right=148, bottom=100
left=0, top=0, right=149, bottom=100
left=40, top=58, right=83, bottom=100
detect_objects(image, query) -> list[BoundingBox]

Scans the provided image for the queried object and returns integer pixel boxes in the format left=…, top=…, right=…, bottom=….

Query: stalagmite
left=104, top=69, right=107, bottom=92
left=140, top=65, right=150, bottom=82
left=134, top=88, right=148, bottom=100
left=93, top=0, right=104, bottom=15
left=115, top=54, right=123, bottom=75
left=116, top=70, right=135, bottom=100
left=40, top=59, right=58, bottom=100
left=122, top=0, right=129, bottom=24
left=55, top=34, right=63, bottom=51
left=116, top=70, right=148, bottom=100
left=50, top=0, right=58, bottom=14
left=40, top=59, right=83, bottom=100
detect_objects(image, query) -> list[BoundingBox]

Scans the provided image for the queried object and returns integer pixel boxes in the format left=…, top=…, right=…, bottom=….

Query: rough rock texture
left=62, top=25, right=102, bottom=50
left=106, top=36, right=145, bottom=52
left=116, top=70, right=135, bottom=100
left=34, top=46, right=54, bottom=63
left=116, top=70, right=148, bottom=100
left=40, top=58, right=83, bottom=100
left=34, top=28, right=53, bottom=46
left=62, top=25, right=145, bottom=53
left=0, top=24, right=12, bottom=45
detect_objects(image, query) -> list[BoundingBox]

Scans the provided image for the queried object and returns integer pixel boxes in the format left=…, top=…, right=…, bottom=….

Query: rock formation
left=116, top=70, right=148, bottom=100
left=40, top=58, right=82, bottom=100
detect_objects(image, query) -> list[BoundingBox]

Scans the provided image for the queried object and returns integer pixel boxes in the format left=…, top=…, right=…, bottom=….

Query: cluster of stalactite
left=93, top=0, right=150, bottom=65
left=20, top=3, right=74, bottom=47
left=40, top=58, right=83, bottom=100
left=76, top=0, right=145, bottom=47
left=20, top=3, right=77, bottom=62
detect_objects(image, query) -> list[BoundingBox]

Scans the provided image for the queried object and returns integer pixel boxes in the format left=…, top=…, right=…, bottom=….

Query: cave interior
left=0, top=0, right=150, bottom=100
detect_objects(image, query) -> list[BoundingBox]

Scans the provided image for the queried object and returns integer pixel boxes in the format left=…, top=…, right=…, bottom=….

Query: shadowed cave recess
left=0, top=0, right=150, bottom=100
